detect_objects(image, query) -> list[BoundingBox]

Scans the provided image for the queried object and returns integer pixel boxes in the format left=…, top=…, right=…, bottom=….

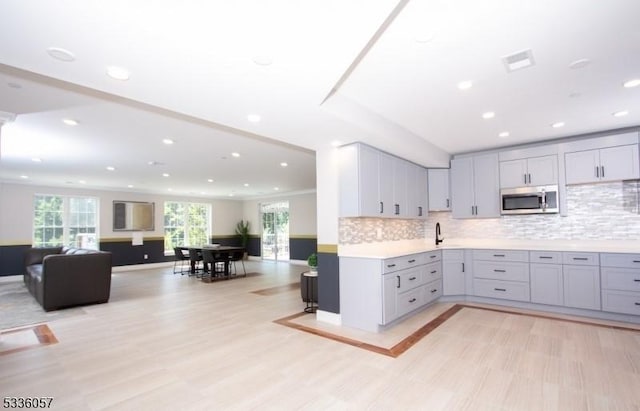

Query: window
left=164, top=201, right=211, bottom=252
left=33, top=195, right=99, bottom=249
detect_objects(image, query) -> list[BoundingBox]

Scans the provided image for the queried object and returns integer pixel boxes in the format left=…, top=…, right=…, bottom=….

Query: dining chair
left=173, top=247, right=190, bottom=275
left=188, top=248, right=203, bottom=277
left=228, top=250, right=246, bottom=277
left=201, top=249, right=215, bottom=279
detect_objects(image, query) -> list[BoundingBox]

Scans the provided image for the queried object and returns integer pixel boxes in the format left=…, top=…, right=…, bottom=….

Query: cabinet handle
left=601, top=166, right=605, bottom=178
left=418, top=206, right=423, bottom=217
left=634, top=279, right=640, bottom=282
left=524, top=174, right=527, bottom=184
left=635, top=302, right=640, bottom=306
left=462, top=262, right=465, bottom=272
left=430, top=270, right=437, bottom=274
left=446, top=199, right=450, bottom=208
left=430, top=255, right=437, bottom=259
left=539, top=256, right=553, bottom=259
left=387, top=263, right=396, bottom=268
left=397, top=276, right=400, bottom=288
left=494, top=269, right=506, bottom=273
left=573, top=257, right=589, bottom=261
left=380, top=202, right=384, bottom=214
left=395, top=204, right=400, bottom=215
left=595, top=166, right=599, bottom=178
left=632, top=260, right=640, bottom=263
left=493, top=254, right=505, bottom=257
left=409, top=276, right=417, bottom=281
left=528, top=173, right=531, bottom=184
left=494, top=288, right=507, bottom=292
left=409, top=298, right=417, bottom=303
left=408, top=259, right=416, bottom=263
left=430, top=288, right=438, bottom=293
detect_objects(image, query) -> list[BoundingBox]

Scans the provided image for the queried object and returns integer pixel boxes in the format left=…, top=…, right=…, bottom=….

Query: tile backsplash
left=339, top=182, right=640, bottom=244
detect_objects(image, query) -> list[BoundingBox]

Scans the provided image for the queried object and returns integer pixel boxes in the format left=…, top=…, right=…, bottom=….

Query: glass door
left=261, top=201, right=290, bottom=261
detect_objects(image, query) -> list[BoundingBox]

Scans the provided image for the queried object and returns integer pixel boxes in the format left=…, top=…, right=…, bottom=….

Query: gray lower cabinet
left=443, top=249, right=465, bottom=295
left=562, top=252, right=601, bottom=310
left=600, top=253, right=640, bottom=315
left=530, top=250, right=564, bottom=306
left=472, top=249, right=530, bottom=302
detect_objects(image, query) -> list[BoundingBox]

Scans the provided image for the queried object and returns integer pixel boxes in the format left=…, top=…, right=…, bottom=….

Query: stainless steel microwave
left=500, top=185, right=559, bottom=215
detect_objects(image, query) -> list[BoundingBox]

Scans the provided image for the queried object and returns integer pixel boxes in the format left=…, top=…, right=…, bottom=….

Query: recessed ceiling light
left=274, top=187, right=279, bottom=191
left=247, top=114, right=261, bottom=123
left=78, top=180, right=86, bottom=184
left=482, top=112, right=495, bottom=119
left=200, top=191, right=206, bottom=195
left=457, top=81, right=473, bottom=90
left=20, top=175, right=28, bottom=179
left=162, top=173, right=170, bottom=177
left=243, top=183, right=249, bottom=187
left=168, top=188, right=173, bottom=192
left=32, top=158, right=42, bottom=162
left=127, top=184, right=134, bottom=188
left=62, top=118, right=78, bottom=126
left=229, top=193, right=235, bottom=197
left=207, top=179, right=214, bottom=183
left=498, top=131, right=510, bottom=138
left=551, top=122, right=565, bottom=128
left=613, top=110, right=629, bottom=117
left=106, top=66, right=130, bottom=81
left=231, top=152, right=240, bottom=158
left=106, top=166, right=116, bottom=171
left=162, top=138, right=174, bottom=145
left=280, top=162, right=288, bottom=167
left=623, top=79, right=640, bottom=88
left=252, top=56, right=273, bottom=66
left=569, top=58, right=590, bottom=69
left=47, top=47, right=76, bottom=62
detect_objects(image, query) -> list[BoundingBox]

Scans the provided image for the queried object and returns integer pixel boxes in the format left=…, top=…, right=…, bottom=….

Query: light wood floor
left=1, top=261, right=640, bottom=410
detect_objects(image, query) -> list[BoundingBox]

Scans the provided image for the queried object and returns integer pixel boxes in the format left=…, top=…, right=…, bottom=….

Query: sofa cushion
left=26, top=264, right=43, bottom=282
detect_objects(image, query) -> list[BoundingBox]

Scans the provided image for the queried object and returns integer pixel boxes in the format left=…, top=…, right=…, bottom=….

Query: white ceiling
left=0, top=0, right=639, bottom=198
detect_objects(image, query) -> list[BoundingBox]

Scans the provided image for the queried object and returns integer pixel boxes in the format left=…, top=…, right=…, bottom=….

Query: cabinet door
left=499, top=159, right=528, bottom=188
left=473, top=153, right=501, bottom=218
left=565, top=149, right=600, bottom=185
left=563, top=265, right=601, bottom=310
left=443, top=259, right=465, bottom=295
left=527, top=155, right=558, bottom=186
left=416, top=167, right=428, bottom=218
left=530, top=263, right=563, bottom=306
left=450, top=157, right=475, bottom=218
left=378, top=153, right=395, bottom=217
left=599, top=144, right=640, bottom=182
left=393, top=158, right=408, bottom=217
left=382, top=273, right=399, bottom=324
left=359, top=145, right=381, bottom=216
left=428, top=169, right=450, bottom=211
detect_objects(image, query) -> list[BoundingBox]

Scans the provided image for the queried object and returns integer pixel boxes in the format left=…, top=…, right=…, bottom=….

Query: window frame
left=33, top=194, right=100, bottom=249
left=163, top=201, right=212, bottom=253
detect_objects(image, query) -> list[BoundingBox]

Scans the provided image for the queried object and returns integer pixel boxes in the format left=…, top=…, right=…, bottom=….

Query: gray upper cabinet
left=451, top=154, right=500, bottom=218
left=339, top=142, right=428, bottom=219
left=428, top=169, right=450, bottom=211
left=500, top=155, right=558, bottom=188
left=565, top=144, right=639, bottom=185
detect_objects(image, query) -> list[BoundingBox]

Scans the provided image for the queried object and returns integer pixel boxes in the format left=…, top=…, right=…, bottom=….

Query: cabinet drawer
left=562, top=252, right=599, bottom=266
left=530, top=251, right=562, bottom=264
left=397, top=287, right=425, bottom=317
left=600, top=253, right=640, bottom=269
left=397, top=267, right=424, bottom=293
left=473, top=279, right=530, bottom=302
left=425, top=279, right=443, bottom=304
left=602, top=290, right=640, bottom=315
left=383, top=253, right=424, bottom=273
left=601, top=267, right=640, bottom=292
left=473, top=261, right=529, bottom=282
left=473, top=249, right=529, bottom=262
left=424, top=261, right=442, bottom=282
left=424, top=250, right=442, bottom=263
left=443, top=249, right=464, bottom=260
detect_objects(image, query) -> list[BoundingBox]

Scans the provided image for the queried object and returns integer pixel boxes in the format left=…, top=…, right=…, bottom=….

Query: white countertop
left=338, top=238, right=640, bottom=259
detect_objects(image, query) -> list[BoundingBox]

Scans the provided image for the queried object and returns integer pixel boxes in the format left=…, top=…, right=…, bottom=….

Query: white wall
left=241, top=191, right=317, bottom=237
left=0, top=182, right=243, bottom=244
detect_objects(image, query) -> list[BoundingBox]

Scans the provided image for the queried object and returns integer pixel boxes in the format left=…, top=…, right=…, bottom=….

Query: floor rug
left=0, top=280, right=85, bottom=331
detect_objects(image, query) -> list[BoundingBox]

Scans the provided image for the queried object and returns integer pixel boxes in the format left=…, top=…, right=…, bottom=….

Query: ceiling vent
left=502, top=49, right=535, bottom=72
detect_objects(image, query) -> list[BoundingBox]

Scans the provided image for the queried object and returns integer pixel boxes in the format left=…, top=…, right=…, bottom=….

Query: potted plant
left=235, top=220, right=250, bottom=259
left=307, top=252, right=318, bottom=274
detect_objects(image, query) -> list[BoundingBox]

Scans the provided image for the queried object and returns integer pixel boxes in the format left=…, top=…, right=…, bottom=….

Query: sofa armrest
left=25, top=247, right=63, bottom=267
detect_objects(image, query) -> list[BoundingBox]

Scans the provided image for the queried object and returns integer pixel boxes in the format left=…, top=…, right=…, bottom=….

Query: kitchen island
left=339, top=239, right=640, bottom=332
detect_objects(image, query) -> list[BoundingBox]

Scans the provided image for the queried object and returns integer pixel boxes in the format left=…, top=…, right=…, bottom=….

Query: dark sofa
left=24, top=247, right=113, bottom=311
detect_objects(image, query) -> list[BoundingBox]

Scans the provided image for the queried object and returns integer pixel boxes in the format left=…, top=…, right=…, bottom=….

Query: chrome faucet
left=435, top=222, right=444, bottom=246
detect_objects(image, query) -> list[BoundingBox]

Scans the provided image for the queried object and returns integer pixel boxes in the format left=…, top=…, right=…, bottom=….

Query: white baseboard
left=316, top=310, right=342, bottom=326
left=112, top=262, right=173, bottom=272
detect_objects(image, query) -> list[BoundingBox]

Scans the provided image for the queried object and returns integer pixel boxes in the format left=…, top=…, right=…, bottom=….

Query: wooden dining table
left=180, top=245, right=245, bottom=278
